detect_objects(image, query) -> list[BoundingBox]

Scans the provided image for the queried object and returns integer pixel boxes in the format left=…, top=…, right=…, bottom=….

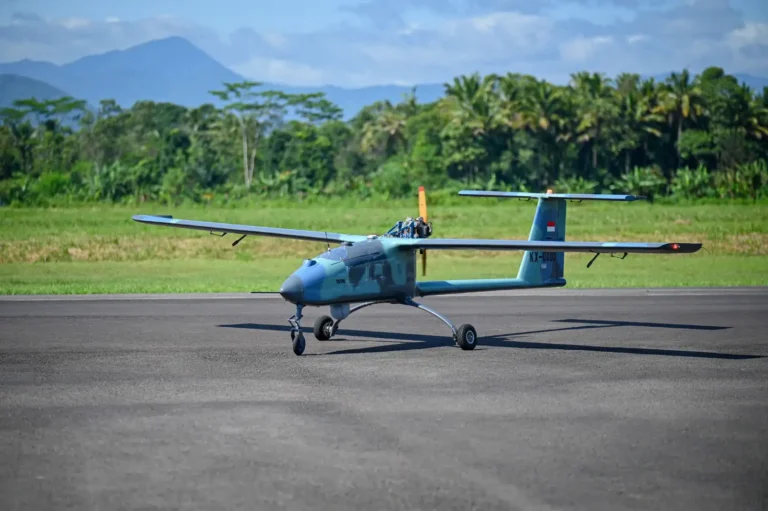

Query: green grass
left=1, top=199, right=766, bottom=294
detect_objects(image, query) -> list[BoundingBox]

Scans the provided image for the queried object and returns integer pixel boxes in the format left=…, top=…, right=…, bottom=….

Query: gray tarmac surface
left=1, top=288, right=767, bottom=510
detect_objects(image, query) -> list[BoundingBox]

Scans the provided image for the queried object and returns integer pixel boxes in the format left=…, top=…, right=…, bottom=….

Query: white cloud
left=0, top=12, right=219, bottom=64
left=261, top=32, right=288, bottom=48
left=0, top=0, right=766, bottom=87
left=724, top=21, right=768, bottom=73
left=57, top=18, right=91, bottom=30
left=362, top=12, right=553, bottom=68
left=232, top=57, right=328, bottom=85
left=559, top=35, right=613, bottom=62
left=227, top=1, right=767, bottom=84
left=727, top=21, right=768, bottom=48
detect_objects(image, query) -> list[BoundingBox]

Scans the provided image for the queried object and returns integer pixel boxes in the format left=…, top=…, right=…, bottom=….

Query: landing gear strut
left=288, top=304, right=306, bottom=355
left=404, top=298, right=477, bottom=350
left=310, top=298, right=478, bottom=350
left=312, top=300, right=389, bottom=342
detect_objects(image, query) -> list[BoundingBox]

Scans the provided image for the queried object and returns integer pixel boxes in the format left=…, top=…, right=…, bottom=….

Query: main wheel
left=313, top=315, right=334, bottom=341
left=455, top=324, right=477, bottom=350
left=291, top=330, right=306, bottom=355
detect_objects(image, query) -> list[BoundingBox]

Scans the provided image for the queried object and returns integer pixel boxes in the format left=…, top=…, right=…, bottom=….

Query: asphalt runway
left=1, top=288, right=767, bottom=511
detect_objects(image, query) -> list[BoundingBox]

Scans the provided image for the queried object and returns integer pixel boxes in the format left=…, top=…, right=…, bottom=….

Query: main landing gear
left=288, top=299, right=477, bottom=356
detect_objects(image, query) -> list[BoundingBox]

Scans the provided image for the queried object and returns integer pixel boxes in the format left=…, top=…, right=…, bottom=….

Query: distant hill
left=0, top=74, right=73, bottom=108
left=274, top=83, right=445, bottom=118
left=0, top=37, right=444, bottom=118
left=732, top=73, right=768, bottom=92
left=0, top=37, right=245, bottom=111
left=0, top=37, right=764, bottom=119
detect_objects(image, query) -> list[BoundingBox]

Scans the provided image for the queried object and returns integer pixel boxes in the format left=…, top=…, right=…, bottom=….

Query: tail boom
left=415, top=277, right=566, bottom=297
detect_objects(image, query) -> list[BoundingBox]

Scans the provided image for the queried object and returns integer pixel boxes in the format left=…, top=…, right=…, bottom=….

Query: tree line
left=1, top=66, right=767, bottom=206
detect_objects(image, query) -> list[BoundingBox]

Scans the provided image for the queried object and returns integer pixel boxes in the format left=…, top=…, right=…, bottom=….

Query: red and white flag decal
left=547, top=221, right=556, bottom=233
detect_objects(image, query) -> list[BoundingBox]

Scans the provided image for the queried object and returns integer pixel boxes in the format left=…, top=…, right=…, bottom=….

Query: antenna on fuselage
left=325, top=232, right=330, bottom=252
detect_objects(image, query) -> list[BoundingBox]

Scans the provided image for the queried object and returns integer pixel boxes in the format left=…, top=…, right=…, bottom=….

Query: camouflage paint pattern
left=281, top=237, right=417, bottom=306
left=281, top=197, right=569, bottom=304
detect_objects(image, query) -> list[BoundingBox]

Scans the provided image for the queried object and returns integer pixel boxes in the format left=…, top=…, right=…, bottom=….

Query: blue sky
left=0, top=0, right=766, bottom=86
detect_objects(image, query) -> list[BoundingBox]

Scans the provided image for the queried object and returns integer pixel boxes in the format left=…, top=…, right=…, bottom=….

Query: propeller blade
left=418, top=186, right=428, bottom=276
left=418, top=186, right=427, bottom=222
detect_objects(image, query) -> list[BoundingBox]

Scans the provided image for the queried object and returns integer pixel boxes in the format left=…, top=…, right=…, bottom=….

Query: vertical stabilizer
left=517, top=198, right=567, bottom=285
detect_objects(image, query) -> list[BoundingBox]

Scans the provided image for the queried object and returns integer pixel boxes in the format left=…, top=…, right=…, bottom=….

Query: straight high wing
left=131, top=215, right=367, bottom=244
left=133, top=187, right=702, bottom=355
left=400, top=238, right=699, bottom=254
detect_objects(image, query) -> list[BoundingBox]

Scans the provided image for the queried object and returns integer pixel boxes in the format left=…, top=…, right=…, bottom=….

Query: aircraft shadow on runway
left=218, top=319, right=760, bottom=360
left=554, top=319, right=731, bottom=331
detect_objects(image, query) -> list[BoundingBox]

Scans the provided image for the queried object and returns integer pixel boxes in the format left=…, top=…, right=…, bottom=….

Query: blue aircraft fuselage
left=279, top=237, right=417, bottom=306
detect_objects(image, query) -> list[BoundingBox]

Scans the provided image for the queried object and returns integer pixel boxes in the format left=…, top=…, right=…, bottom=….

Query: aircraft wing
left=132, top=215, right=368, bottom=244
left=400, top=238, right=701, bottom=254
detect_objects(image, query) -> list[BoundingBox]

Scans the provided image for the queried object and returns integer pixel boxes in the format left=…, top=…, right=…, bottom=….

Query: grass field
left=1, top=198, right=766, bottom=294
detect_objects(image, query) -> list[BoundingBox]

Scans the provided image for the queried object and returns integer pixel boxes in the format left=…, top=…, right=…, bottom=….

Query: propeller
left=418, top=186, right=428, bottom=276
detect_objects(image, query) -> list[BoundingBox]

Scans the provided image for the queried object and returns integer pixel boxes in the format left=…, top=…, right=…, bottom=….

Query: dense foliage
left=1, top=66, right=767, bottom=206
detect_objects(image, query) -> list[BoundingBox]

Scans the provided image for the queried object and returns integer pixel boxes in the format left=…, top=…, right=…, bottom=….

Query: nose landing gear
left=288, top=304, right=306, bottom=355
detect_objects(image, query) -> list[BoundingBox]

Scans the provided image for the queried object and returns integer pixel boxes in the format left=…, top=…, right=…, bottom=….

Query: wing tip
left=132, top=214, right=173, bottom=222
left=666, top=242, right=702, bottom=253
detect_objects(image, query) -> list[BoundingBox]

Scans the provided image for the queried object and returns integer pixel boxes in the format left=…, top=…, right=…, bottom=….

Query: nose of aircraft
left=279, top=275, right=304, bottom=303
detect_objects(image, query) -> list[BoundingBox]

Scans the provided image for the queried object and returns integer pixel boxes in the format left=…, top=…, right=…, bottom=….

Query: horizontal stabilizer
left=458, top=190, right=646, bottom=201
left=401, top=238, right=701, bottom=254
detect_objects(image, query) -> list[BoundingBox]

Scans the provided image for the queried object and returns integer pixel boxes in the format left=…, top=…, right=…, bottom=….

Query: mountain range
left=0, top=37, right=444, bottom=118
left=0, top=36, right=766, bottom=119
left=0, top=74, right=72, bottom=108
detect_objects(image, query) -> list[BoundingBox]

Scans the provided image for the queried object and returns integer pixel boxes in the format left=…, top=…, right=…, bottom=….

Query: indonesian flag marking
left=546, top=221, right=556, bottom=233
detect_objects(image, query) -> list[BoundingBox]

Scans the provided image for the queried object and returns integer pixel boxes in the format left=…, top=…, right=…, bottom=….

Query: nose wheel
left=288, top=304, right=306, bottom=355
left=290, top=329, right=305, bottom=355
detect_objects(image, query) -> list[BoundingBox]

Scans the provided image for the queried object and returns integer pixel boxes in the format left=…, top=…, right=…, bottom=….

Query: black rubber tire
left=292, top=332, right=306, bottom=355
left=456, top=324, right=477, bottom=350
left=313, top=315, right=334, bottom=341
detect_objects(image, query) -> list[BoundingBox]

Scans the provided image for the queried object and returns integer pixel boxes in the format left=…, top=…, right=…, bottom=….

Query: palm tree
left=439, top=73, right=502, bottom=183
left=616, top=90, right=664, bottom=172
left=494, top=73, right=539, bottom=132
left=736, top=85, right=768, bottom=141
left=441, top=73, right=499, bottom=137
left=517, top=80, right=571, bottom=184
left=570, top=71, right=616, bottom=171
left=615, top=73, right=641, bottom=97
left=0, top=107, right=35, bottom=176
left=397, top=87, right=419, bottom=118
left=658, top=69, right=706, bottom=163
left=360, top=101, right=407, bottom=158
